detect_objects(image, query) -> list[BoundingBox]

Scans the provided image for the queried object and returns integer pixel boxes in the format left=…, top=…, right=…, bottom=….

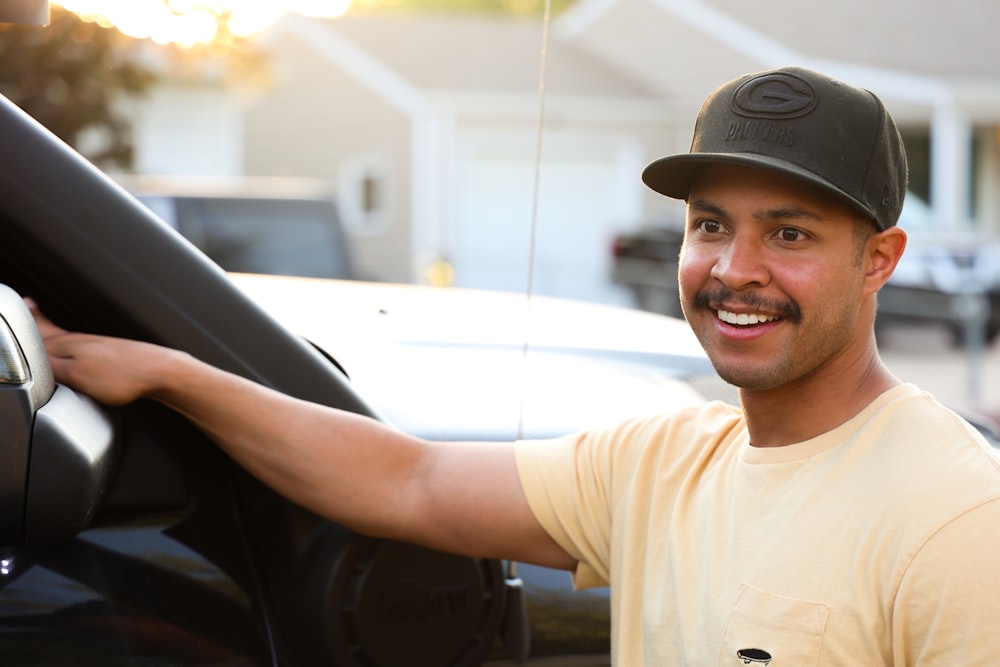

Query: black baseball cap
left=642, top=67, right=908, bottom=230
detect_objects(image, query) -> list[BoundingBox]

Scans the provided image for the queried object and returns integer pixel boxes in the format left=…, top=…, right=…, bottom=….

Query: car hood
left=229, top=274, right=728, bottom=440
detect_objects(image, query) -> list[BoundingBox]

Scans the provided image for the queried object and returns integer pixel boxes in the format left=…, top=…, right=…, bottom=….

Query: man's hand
left=27, top=298, right=181, bottom=406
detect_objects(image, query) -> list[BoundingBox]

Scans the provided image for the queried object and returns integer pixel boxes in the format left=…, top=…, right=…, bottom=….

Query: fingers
left=23, top=297, right=67, bottom=339
left=21, top=299, right=160, bottom=406
left=38, top=334, right=135, bottom=406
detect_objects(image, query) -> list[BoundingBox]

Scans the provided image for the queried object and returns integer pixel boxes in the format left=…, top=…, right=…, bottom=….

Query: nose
left=709, top=234, right=770, bottom=290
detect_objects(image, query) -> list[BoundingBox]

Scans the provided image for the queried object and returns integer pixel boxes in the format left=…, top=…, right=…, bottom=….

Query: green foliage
left=0, top=7, right=156, bottom=168
left=0, top=6, right=270, bottom=169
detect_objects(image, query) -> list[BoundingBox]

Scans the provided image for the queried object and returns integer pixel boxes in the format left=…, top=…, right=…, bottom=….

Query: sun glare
left=52, top=0, right=352, bottom=46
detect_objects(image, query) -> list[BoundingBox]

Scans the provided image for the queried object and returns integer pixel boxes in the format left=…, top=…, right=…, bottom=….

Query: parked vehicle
left=0, top=88, right=740, bottom=664
left=880, top=192, right=1000, bottom=344
left=610, top=222, right=686, bottom=319
left=115, top=175, right=359, bottom=281
left=610, top=194, right=1000, bottom=345
left=230, top=273, right=734, bottom=442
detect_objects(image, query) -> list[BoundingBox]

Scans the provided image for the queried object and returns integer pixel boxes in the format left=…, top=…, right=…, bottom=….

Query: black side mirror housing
left=0, top=0, right=49, bottom=25
left=0, top=285, right=116, bottom=545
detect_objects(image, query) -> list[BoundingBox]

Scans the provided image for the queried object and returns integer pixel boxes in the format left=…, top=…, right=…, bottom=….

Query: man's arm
left=33, top=306, right=576, bottom=571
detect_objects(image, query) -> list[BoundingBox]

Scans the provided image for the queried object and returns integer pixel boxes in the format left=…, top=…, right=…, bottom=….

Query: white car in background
left=230, top=273, right=735, bottom=441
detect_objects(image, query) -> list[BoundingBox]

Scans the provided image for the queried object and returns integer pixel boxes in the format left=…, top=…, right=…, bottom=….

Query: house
left=128, top=0, right=1000, bottom=305
left=242, top=10, right=670, bottom=305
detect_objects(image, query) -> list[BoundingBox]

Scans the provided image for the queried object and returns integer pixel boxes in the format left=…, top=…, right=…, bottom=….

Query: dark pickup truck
left=114, top=175, right=360, bottom=282
left=610, top=224, right=686, bottom=319
left=611, top=203, right=1000, bottom=346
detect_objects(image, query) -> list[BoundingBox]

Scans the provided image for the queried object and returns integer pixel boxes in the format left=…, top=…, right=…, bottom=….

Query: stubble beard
left=685, top=287, right=804, bottom=391
left=684, top=286, right=861, bottom=392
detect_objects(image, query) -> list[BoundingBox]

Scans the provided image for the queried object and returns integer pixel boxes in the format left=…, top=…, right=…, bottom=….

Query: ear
left=862, top=226, right=907, bottom=297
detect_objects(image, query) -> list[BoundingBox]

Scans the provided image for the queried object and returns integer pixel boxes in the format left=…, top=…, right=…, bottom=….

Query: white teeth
left=717, top=309, right=778, bottom=326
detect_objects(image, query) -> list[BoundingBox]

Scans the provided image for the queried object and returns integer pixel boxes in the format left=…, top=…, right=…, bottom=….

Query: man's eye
left=697, top=220, right=723, bottom=234
left=777, top=227, right=804, bottom=242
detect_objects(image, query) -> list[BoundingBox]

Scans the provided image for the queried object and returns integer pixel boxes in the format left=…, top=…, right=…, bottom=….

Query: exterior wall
left=557, top=0, right=786, bottom=107
left=632, top=113, right=698, bottom=225
left=441, top=102, right=684, bottom=305
left=131, top=84, right=245, bottom=176
left=242, top=38, right=414, bottom=283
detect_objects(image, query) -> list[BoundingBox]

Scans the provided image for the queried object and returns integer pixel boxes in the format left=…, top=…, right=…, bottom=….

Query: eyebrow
left=687, top=199, right=825, bottom=223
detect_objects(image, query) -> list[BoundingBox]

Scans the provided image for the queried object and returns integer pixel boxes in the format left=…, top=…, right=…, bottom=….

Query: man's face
left=678, top=164, right=874, bottom=391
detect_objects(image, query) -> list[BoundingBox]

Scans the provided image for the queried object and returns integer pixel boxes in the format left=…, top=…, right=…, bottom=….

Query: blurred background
left=2, top=0, right=999, bottom=416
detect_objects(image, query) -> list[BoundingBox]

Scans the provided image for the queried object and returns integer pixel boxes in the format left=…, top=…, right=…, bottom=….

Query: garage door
left=454, top=133, right=641, bottom=307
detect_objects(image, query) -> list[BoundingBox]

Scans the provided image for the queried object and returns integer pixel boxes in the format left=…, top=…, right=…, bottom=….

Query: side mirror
left=0, top=0, right=49, bottom=25
left=0, top=284, right=116, bottom=545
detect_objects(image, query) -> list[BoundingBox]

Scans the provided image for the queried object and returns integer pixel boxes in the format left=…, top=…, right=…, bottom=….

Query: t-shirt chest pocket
left=718, top=584, right=830, bottom=667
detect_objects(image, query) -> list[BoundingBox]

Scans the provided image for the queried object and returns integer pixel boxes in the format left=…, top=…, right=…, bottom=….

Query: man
left=34, top=67, right=1000, bottom=665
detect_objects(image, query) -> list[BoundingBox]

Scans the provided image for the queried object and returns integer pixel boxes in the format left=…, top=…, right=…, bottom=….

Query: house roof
left=556, top=0, right=1000, bottom=120
left=705, top=0, right=1000, bottom=79
left=280, top=12, right=658, bottom=99
left=263, top=2, right=1000, bottom=124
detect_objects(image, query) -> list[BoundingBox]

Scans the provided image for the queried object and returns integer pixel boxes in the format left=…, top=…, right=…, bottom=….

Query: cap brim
left=641, top=152, right=878, bottom=224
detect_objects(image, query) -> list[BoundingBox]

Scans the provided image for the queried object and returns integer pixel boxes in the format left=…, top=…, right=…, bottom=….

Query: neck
left=739, top=342, right=901, bottom=447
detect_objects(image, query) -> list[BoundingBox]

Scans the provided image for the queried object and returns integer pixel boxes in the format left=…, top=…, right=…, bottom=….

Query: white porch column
left=930, top=100, right=973, bottom=229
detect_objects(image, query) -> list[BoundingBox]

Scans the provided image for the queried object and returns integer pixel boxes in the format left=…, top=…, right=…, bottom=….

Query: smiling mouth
left=694, top=289, right=802, bottom=325
left=717, top=309, right=780, bottom=326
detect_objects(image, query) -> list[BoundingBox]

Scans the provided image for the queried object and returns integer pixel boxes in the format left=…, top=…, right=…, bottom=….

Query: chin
left=711, top=362, right=791, bottom=392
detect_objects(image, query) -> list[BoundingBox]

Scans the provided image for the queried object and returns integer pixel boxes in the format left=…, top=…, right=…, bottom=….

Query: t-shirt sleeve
left=893, top=497, right=1000, bottom=663
left=515, top=431, right=614, bottom=589
left=514, top=404, right=742, bottom=591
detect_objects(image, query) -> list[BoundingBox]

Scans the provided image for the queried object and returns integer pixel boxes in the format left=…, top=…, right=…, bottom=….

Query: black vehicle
left=610, top=223, right=686, bottom=319
left=0, top=84, right=515, bottom=664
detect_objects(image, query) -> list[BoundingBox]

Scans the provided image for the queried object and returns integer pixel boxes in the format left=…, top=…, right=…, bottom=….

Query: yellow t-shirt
left=515, top=384, right=1000, bottom=666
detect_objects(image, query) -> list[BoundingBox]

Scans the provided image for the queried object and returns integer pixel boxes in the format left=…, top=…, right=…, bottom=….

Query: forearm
left=153, top=357, right=572, bottom=566
left=151, top=351, right=433, bottom=539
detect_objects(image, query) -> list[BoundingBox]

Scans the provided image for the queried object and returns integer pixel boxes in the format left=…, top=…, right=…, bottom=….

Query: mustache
left=692, top=288, right=802, bottom=324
